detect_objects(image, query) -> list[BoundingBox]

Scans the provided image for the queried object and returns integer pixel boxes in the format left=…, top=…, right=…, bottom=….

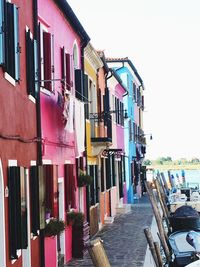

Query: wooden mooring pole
left=145, top=181, right=171, bottom=262
left=87, top=238, right=111, bottom=267
left=154, top=178, right=171, bottom=235
left=144, top=228, right=159, bottom=267
left=154, top=242, right=164, bottom=267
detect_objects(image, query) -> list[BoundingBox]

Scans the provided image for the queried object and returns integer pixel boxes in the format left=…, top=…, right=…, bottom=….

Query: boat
left=169, top=205, right=200, bottom=233
left=169, top=230, right=200, bottom=266
left=185, top=260, right=200, bottom=266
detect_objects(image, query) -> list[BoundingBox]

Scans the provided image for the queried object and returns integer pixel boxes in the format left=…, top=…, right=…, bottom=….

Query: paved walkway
left=65, top=194, right=154, bottom=267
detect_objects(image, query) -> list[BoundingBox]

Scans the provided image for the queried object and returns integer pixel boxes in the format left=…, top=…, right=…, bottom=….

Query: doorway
left=58, top=177, right=65, bottom=265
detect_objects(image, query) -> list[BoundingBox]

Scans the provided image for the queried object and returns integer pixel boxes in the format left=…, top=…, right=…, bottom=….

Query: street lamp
left=138, top=133, right=153, bottom=140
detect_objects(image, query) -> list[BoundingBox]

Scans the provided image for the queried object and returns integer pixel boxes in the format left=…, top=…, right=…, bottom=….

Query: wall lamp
left=138, top=133, right=153, bottom=140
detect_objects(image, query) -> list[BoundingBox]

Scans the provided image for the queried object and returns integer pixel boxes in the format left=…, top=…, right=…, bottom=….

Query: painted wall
left=44, top=237, right=57, bottom=267
left=117, top=67, right=137, bottom=203
left=0, top=0, right=39, bottom=266
left=38, top=0, right=84, bottom=264
left=84, top=57, right=97, bottom=164
left=38, top=0, right=83, bottom=165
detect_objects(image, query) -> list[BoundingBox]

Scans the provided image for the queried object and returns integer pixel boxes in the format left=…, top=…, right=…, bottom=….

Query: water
left=162, top=169, right=200, bottom=188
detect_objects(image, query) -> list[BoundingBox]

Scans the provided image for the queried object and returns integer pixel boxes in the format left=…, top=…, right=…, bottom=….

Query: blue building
left=106, top=58, right=146, bottom=203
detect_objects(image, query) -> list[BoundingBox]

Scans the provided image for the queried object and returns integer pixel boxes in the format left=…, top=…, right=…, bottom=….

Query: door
left=58, top=178, right=65, bottom=261
left=22, top=168, right=31, bottom=267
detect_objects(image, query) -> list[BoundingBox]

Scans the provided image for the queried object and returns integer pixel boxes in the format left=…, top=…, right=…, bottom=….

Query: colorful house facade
left=106, top=58, right=146, bottom=203
left=0, top=1, right=146, bottom=266
left=0, top=0, right=40, bottom=267
left=37, top=0, right=90, bottom=265
left=105, top=68, right=127, bottom=212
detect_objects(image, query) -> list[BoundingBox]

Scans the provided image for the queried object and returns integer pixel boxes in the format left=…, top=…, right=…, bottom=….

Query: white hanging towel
left=74, top=99, right=85, bottom=157
left=64, top=96, right=74, bottom=133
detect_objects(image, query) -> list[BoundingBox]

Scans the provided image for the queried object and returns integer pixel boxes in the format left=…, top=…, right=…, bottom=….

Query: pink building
left=37, top=0, right=90, bottom=265
left=108, top=70, right=127, bottom=210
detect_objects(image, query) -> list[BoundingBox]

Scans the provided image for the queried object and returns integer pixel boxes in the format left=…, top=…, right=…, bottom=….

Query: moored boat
left=169, top=230, right=200, bottom=266
left=169, top=205, right=200, bottom=233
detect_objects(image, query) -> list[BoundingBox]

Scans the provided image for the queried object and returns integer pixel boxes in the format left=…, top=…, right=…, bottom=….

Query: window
left=105, top=156, right=111, bottom=190
left=129, top=119, right=132, bottom=141
left=75, top=69, right=83, bottom=100
left=8, top=166, right=28, bottom=259
left=89, top=165, right=99, bottom=206
left=39, top=24, right=54, bottom=91
left=61, top=46, right=71, bottom=92
left=73, top=43, right=78, bottom=69
left=84, top=74, right=89, bottom=119
left=26, top=29, right=38, bottom=97
left=112, top=154, right=116, bottom=186
left=118, top=161, right=124, bottom=198
left=141, top=95, right=144, bottom=110
left=44, top=165, right=58, bottom=218
left=64, top=164, right=76, bottom=210
left=0, top=0, right=5, bottom=65
left=133, top=82, right=136, bottom=102
left=3, top=2, right=20, bottom=80
left=30, top=166, right=40, bottom=235
left=100, top=158, right=105, bottom=192
left=121, top=102, right=124, bottom=126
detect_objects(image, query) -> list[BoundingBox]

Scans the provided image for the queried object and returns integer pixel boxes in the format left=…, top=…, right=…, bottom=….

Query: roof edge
left=106, top=58, right=144, bottom=88
left=55, top=0, right=90, bottom=45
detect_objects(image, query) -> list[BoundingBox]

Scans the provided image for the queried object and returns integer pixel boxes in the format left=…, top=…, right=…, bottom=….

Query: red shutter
left=97, top=89, right=102, bottom=115
left=61, top=46, right=66, bottom=91
left=44, top=165, right=58, bottom=218
left=64, top=164, right=76, bottom=210
left=43, top=32, right=52, bottom=91
left=53, top=165, right=58, bottom=218
left=66, top=53, right=71, bottom=91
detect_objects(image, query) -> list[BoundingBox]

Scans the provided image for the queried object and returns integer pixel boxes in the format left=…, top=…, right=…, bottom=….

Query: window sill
left=40, top=87, right=52, bottom=96
left=11, top=250, right=21, bottom=264
left=4, top=72, right=16, bottom=86
left=28, top=95, right=36, bottom=104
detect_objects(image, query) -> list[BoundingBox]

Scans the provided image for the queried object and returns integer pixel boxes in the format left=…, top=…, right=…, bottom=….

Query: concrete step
left=116, top=204, right=132, bottom=215
left=104, top=216, right=114, bottom=224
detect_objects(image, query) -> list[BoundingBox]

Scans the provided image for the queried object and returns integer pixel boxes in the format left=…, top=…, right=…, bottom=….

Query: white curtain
left=64, top=96, right=74, bottom=133
left=74, top=99, right=85, bottom=157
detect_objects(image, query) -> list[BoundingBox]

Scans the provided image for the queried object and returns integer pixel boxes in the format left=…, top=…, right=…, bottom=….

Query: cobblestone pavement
left=65, top=194, right=153, bottom=267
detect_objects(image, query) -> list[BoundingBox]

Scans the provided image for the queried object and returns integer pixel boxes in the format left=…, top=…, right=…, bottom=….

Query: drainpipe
left=33, top=2, right=44, bottom=267
left=33, top=0, right=42, bottom=166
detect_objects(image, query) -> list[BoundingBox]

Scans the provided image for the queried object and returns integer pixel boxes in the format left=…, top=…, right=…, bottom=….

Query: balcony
left=90, top=113, right=112, bottom=146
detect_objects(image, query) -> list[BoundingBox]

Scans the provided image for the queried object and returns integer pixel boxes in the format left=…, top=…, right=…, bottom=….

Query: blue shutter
left=0, top=0, right=4, bottom=65
left=13, top=5, right=20, bottom=80
left=34, top=40, right=39, bottom=96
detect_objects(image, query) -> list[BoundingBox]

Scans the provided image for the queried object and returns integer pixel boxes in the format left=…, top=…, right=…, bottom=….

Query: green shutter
left=13, top=5, right=20, bottom=80
left=0, top=0, right=4, bottom=65
left=34, top=40, right=39, bottom=96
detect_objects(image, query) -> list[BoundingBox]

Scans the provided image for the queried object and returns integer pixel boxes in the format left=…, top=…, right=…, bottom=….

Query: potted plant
left=67, top=211, right=84, bottom=227
left=44, top=218, right=65, bottom=237
left=77, top=170, right=93, bottom=187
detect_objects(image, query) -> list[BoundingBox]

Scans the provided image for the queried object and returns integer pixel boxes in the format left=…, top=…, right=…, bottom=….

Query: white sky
left=67, top=0, right=200, bottom=160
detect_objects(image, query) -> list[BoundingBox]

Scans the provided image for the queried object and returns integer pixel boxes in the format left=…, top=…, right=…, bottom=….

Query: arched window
left=73, top=43, right=78, bottom=69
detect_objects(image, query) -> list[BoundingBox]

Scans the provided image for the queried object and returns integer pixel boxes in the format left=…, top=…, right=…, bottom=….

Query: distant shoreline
left=146, top=164, right=200, bottom=170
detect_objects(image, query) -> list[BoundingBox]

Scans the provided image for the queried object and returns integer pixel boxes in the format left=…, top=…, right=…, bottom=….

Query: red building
left=0, top=0, right=40, bottom=267
left=0, top=0, right=90, bottom=266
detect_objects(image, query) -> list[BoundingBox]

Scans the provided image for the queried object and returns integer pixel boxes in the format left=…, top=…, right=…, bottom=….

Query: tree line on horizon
left=144, top=157, right=200, bottom=166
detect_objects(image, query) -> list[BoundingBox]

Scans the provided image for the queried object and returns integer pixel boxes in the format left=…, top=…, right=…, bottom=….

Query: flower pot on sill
left=44, top=218, right=65, bottom=237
